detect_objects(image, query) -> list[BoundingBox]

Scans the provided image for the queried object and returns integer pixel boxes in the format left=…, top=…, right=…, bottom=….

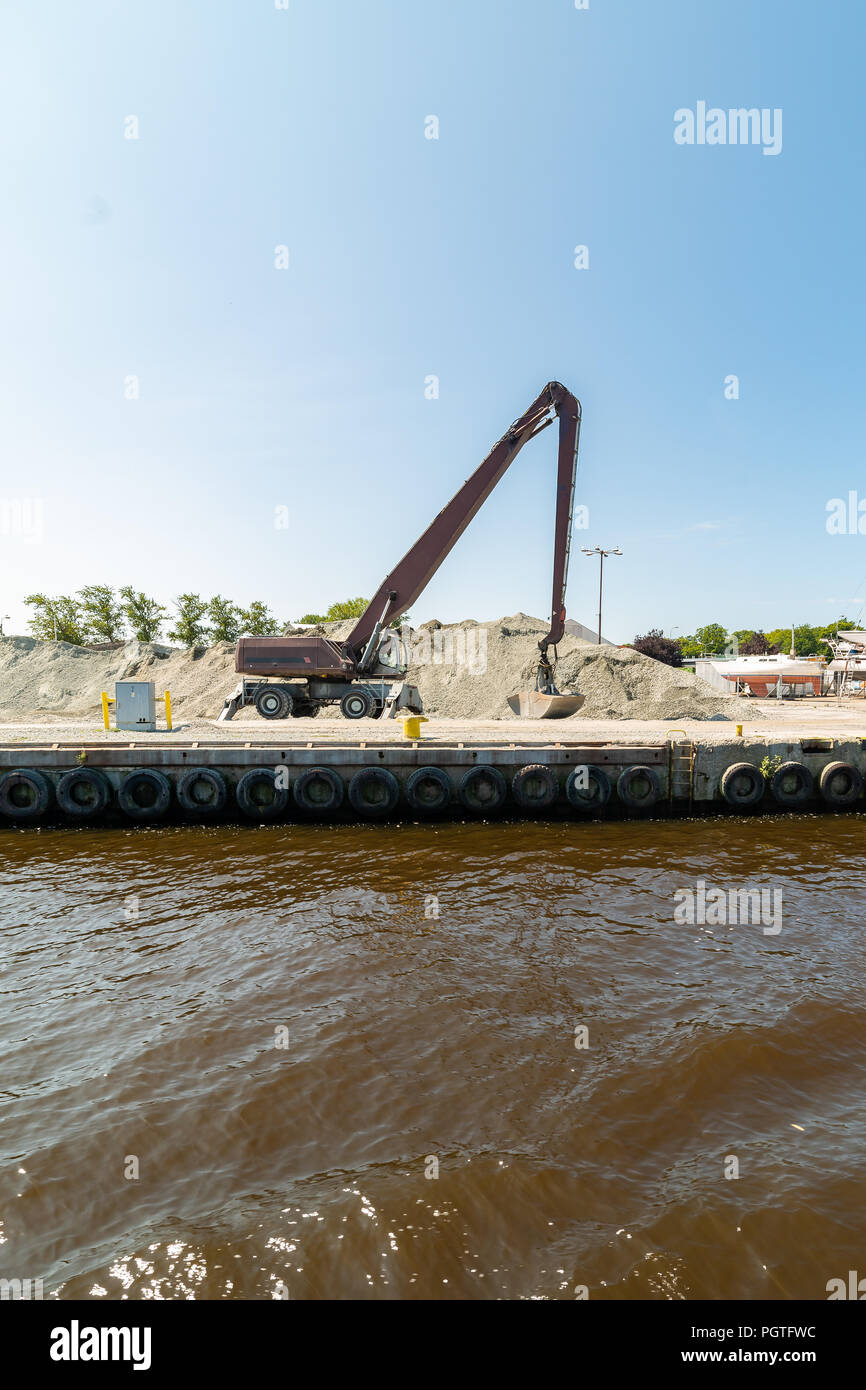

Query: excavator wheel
left=340, top=689, right=374, bottom=720
left=255, top=685, right=293, bottom=720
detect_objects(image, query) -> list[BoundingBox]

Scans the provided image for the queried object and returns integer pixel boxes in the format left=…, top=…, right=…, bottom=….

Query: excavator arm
left=344, top=382, right=582, bottom=677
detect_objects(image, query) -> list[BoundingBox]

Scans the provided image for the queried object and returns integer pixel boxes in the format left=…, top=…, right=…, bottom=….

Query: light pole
left=581, top=546, right=622, bottom=644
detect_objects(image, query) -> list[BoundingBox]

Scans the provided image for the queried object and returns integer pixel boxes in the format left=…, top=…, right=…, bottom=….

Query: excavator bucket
left=507, top=690, right=585, bottom=719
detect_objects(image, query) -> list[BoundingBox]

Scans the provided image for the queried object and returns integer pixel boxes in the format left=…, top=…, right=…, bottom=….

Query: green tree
left=77, top=584, right=125, bottom=642
left=677, top=634, right=702, bottom=659
left=119, top=587, right=168, bottom=642
left=792, top=624, right=822, bottom=656
left=766, top=628, right=788, bottom=653
left=239, top=600, right=280, bottom=636
left=24, top=593, right=88, bottom=645
left=325, top=597, right=368, bottom=620
left=169, top=593, right=210, bottom=647
left=818, top=615, right=855, bottom=642
left=207, top=595, right=242, bottom=642
left=695, top=623, right=729, bottom=655
left=298, top=597, right=369, bottom=624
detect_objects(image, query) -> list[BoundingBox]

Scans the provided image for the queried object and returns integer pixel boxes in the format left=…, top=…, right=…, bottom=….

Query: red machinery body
left=235, top=636, right=351, bottom=679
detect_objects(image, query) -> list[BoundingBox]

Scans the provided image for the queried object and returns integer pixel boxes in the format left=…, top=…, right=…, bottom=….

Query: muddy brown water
left=1, top=814, right=864, bottom=1300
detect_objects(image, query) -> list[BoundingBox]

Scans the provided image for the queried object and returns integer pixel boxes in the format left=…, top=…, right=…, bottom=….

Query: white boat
left=718, top=654, right=824, bottom=697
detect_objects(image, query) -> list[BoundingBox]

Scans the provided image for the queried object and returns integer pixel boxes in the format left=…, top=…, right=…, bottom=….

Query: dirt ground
left=1, top=697, right=863, bottom=748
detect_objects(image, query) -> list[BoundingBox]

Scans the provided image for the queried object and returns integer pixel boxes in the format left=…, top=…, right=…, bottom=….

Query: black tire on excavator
left=255, top=685, right=293, bottom=720
left=340, top=689, right=373, bottom=719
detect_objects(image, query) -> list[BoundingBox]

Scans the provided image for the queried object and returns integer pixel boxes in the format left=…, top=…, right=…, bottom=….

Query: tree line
left=633, top=618, right=855, bottom=667
left=19, top=590, right=374, bottom=648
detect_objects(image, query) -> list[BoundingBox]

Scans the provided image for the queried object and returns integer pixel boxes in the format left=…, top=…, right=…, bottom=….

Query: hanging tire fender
left=235, top=769, right=289, bottom=819
left=118, top=769, right=172, bottom=821
left=177, top=767, right=228, bottom=814
left=566, top=764, right=611, bottom=812
left=293, top=767, right=345, bottom=814
left=719, top=762, right=765, bottom=809
left=405, top=766, right=452, bottom=814
left=458, top=765, right=507, bottom=814
left=348, top=767, right=400, bottom=816
left=0, top=768, right=53, bottom=820
left=819, top=760, right=863, bottom=808
left=56, top=767, right=111, bottom=818
left=511, top=763, right=559, bottom=811
left=617, top=764, right=662, bottom=811
left=770, top=761, right=813, bottom=808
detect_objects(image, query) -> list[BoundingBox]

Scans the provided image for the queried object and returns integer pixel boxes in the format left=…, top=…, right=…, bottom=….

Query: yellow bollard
left=164, top=690, right=172, bottom=731
left=736, top=724, right=743, bottom=737
left=101, top=691, right=111, bottom=731
left=402, top=715, right=428, bottom=740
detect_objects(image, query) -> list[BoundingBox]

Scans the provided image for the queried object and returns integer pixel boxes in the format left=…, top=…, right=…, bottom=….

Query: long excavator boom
left=229, top=382, right=583, bottom=721
left=344, top=381, right=582, bottom=667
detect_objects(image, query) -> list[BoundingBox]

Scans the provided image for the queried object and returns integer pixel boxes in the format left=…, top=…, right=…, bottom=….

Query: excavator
left=220, top=381, right=584, bottom=721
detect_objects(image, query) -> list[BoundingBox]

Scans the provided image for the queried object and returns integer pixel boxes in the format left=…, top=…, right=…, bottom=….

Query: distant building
left=564, top=619, right=615, bottom=646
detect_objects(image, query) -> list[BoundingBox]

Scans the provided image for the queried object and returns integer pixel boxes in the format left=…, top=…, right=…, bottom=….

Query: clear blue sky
left=1, top=0, right=864, bottom=643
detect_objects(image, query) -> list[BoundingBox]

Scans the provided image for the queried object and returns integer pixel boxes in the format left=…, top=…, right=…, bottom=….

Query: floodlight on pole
left=581, top=546, right=622, bottom=644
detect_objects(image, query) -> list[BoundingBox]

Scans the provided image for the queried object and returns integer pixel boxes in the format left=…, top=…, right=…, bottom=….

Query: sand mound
left=0, top=637, right=237, bottom=721
left=0, top=616, right=754, bottom=723
left=402, top=614, right=753, bottom=721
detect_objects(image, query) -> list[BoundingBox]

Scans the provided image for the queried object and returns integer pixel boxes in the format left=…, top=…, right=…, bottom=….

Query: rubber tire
left=459, top=765, right=507, bottom=814
left=566, top=764, right=611, bottom=813
left=176, top=767, right=227, bottom=814
left=511, top=763, right=559, bottom=811
left=56, top=767, right=111, bottom=819
left=617, top=764, right=662, bottom=811
left=118, top=769, right=171, bottom=821
left=770, top=761, right=813, bottom=808
left=341, top=689, right=374, bottom=720
left=0, top=768, right=52, bottom=820
left=819, top=760, right=863, bottom=809
left=348, top=767, right=400, bottom=817
left=293, top=766, right=344, bottom=814
left=255, top=686, right=292, bottom=720
left=235, top=769, right=289, bottom=819
left=719, top=762, right=765, bottom=809
left=405, top=766, right=452, bottom=814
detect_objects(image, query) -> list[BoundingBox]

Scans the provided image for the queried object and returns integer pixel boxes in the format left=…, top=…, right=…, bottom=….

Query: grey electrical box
left=115, top=680, right=156, bottom=732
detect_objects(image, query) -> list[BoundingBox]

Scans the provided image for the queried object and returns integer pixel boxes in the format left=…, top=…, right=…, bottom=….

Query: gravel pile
left=0, top=616, right=754, bottom=723
left=0, top=637, right=237, bottom=721
left=397, top=614, right=752, bottom=721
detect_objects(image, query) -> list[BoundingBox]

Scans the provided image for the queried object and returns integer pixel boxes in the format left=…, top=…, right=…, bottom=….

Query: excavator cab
left=366, top=627, right=410, bottom=676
